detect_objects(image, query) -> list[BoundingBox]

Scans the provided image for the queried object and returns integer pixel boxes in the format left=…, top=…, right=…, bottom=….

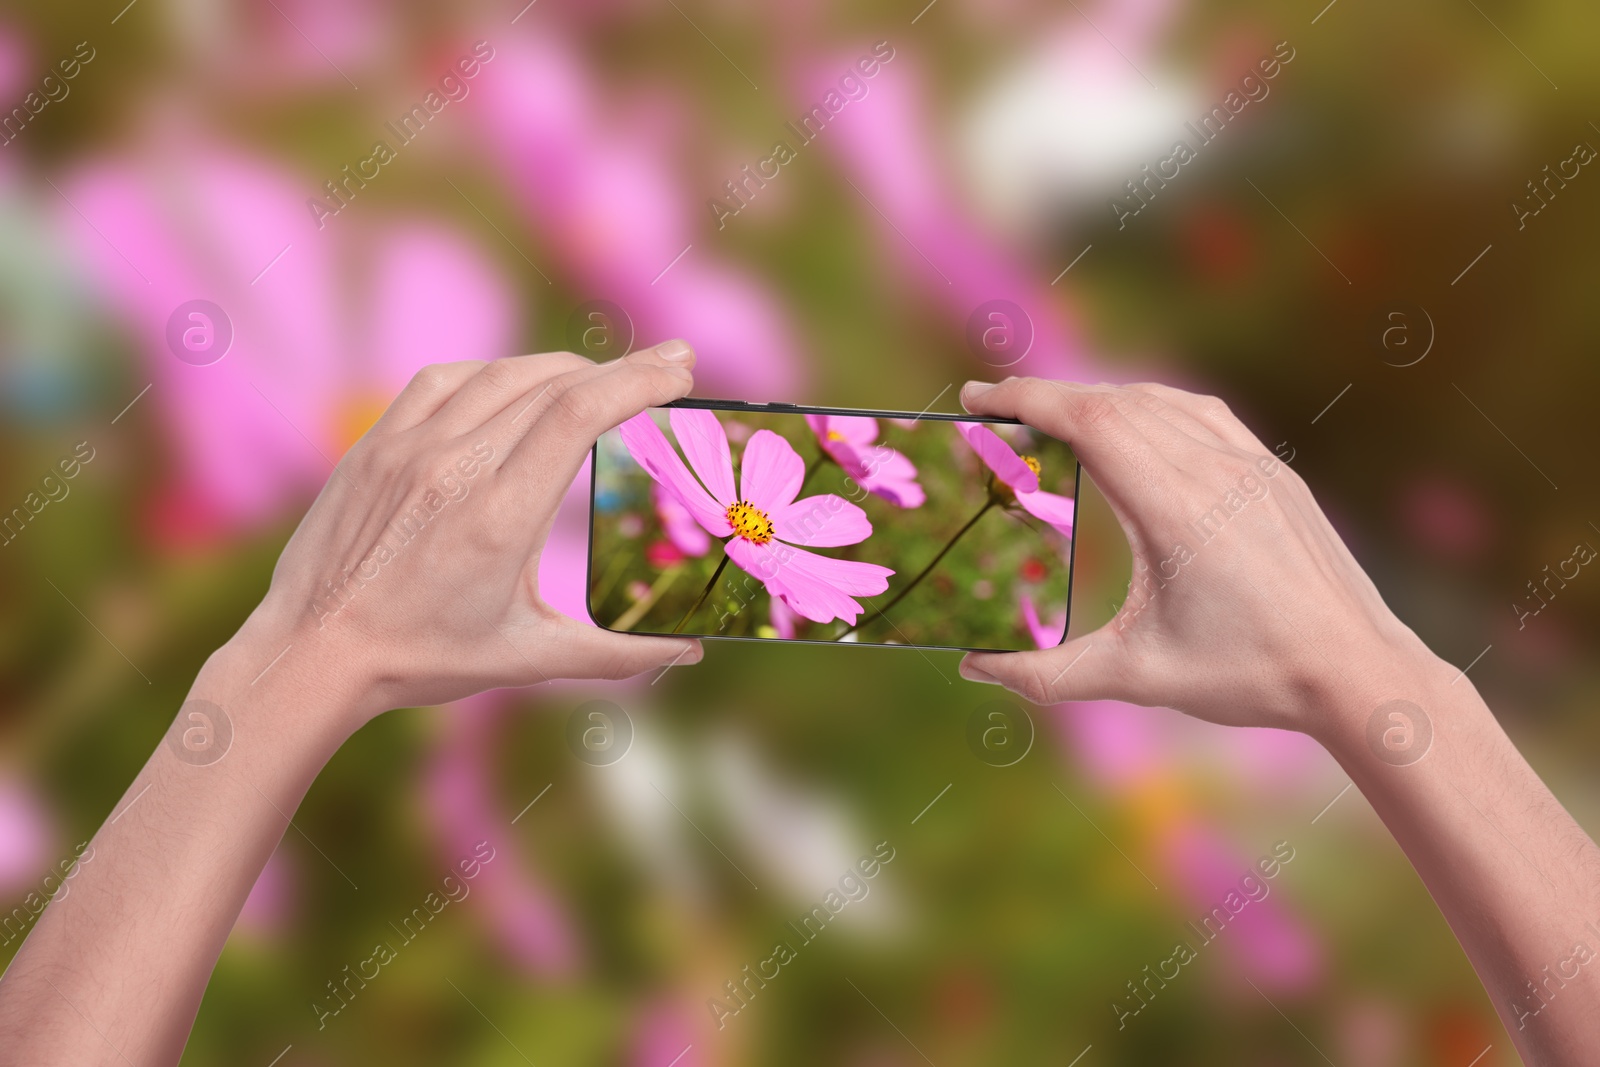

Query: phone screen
left=588, top=403, right=1079, bottom=652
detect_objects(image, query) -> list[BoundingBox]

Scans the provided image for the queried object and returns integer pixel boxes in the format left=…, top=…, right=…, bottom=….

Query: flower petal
left=770, top=494, right=873, bottom=547
left=776, top=544, right=893, bottom=597
left=618, top=413, right=733, bottom=537
left=857, top=447, right=926, bottom=508
left=1019, top=592, right=1065, bottom=649
left=818, top=433, right=865, bottom=477
left=668, top=408, right=736, bottom=506
left=726, top=540, right=892, bottom=625
left=654, top=483, right=711, bottom=556
left=828, top=414, right=880, bottom=445
left=769, top=595, right=798, bottom=639
left=739, top=429, right=805, bottom=512
left=725, top=538, right=859, bottom=624
left=957, top=422, right=1038, bottom=492
left=806, top=413, right=879, bottom=447
left=1017, top=488, right=1075, bottom=537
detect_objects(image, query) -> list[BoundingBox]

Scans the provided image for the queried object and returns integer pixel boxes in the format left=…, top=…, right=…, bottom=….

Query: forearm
left=953, top=379, right=1600, bottom=1061
left=1313, top=654, right=1600, bottom=1064
left=0, top=615, right=358, bottom=1066
left=0, top=346, right=700, bottom=1064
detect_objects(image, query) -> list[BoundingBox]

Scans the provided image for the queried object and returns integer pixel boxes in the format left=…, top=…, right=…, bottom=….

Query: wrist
left=1299, top=636, right=1462, bottom=761
left=189, top=606, right=376, bottom=764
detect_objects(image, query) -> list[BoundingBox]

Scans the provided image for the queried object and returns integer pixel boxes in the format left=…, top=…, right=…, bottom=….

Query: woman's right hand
left=956, top=378, right=1443, bottom=739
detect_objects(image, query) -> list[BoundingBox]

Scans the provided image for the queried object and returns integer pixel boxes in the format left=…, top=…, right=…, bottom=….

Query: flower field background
left=1, top=1, right=1598, bottom=1065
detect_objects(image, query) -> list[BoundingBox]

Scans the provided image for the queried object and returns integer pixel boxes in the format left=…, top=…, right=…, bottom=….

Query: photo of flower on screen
left=589, top=407, right=1077, bottom=650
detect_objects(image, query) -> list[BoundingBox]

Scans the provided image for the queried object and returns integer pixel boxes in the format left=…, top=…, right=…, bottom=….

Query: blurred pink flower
left=619, top=409, right=892, bottom=626
left=1161, top=820, right=1321, bottom=991
left=174, top=0, right=388, bottom=93
left=1019, top=592, right=1065, bottom=649
left=473, top=34, right=801, bottom=400
left=426, top=691, right=581, bottom=976
left=806, top=51, right=1091, bottom=381
left=644, top=542, right=684, bottom=569
left=0, top=24, right=28, bottom=105
left=1053, top=698, right=1324, bottom=988
left=249, top=0, right=383, bottom=77
left=630, top=996, right=703, bottom=1067
left=805, top=414, right=925, bottom=508
left=0, top=775, right=51, bottom=895
left=234, top=846, right=295, bottom=938
left=59, top=135, right=518, bottom=540
left=547, top=460, right=600, bottom=625
left=956, top=423, right=1075, bottom=536
left=1051, top=701, right=1168, bottom=789
left=654, top=482, right=711, bottom=557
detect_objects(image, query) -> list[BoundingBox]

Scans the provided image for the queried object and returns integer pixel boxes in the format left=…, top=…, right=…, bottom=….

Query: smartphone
left=587, top=399, right=1081, bottom=652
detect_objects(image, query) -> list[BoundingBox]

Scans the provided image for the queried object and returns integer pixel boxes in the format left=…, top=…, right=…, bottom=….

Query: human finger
left=543, top=620, right=704, bottom=681
left=497, top=340, right=698, bottom=511
left=959, top=627, right=1132, bottom=707
left=372, top=361, right=487, bottom=431
left=430, top=350, right=596, bottom=433
left=960, top=377, right=1181, bottom=508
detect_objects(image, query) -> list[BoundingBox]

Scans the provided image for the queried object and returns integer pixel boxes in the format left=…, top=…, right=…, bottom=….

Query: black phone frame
left=586, top=397, right=1081, bottom=654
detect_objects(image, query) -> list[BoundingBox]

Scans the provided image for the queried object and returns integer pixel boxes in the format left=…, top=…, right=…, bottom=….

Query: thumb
left=958, top=630, right=1123, bottom=706
left=548, top=622, right=704, bottom=682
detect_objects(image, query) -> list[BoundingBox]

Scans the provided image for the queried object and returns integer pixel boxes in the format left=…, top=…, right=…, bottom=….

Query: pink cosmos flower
left=630, top=996, right=704, bottom=1067
left=542, top=459, right=604, bottom=625
left=174, top=0, right=387, bottom=95
left=0, top=775, right=52, bottom=896
left=643, top=542, right=683, bottom=569
left=1161, top=819, right=1321, bottom=990
left=474, top=34, right=802, bottom=400
left=426, top=691, right=581, bottom=976
left=1019, top=592, right=1065, bottom=649
left=807, top=52, right=1092, bottom=382
left=618, top=410, right=892, bottom=626
left=804, top=414, right=925, bottom=508
left=0, top=27, right=28, bottom=133
left=769, top=594, right=798, bottom=639
left=59, top=133, right=518, bottom=539
left=653, top=483, right=710, bottom=557
left=956, top=423, right=1075, bottom=537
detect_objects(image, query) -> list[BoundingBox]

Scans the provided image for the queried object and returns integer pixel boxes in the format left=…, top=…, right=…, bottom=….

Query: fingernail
left=679, top=642, right=703, bottom=664
left=962, top=381, right=994, bottom=401
left=654, top=339, right=693, bottom=361
left=960, top=661, right=999, bottom=684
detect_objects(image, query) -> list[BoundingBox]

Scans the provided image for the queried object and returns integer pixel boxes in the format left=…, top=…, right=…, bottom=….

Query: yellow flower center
left=826, top=430, right=846, bottom=441
left=1021, top=455, right=1042, bottom=477
left=726, top=499, right=775, bottom=544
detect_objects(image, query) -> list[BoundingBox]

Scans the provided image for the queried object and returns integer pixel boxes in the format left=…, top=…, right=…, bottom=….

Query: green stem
left=672, top=550, right=731, bottom=634
left=840, top=499, right=995, bottom=639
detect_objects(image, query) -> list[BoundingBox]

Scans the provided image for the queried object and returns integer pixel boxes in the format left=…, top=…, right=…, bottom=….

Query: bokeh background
left=1, top=0, right=1597, bottom=1064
